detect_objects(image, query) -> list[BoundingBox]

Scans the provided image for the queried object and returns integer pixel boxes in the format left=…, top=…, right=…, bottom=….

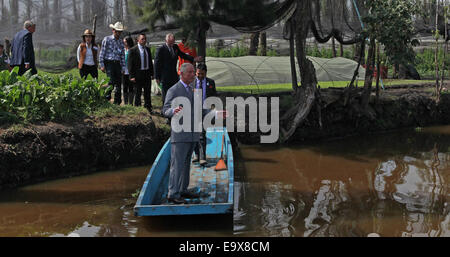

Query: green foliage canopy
left=362, top=0, right=422, bottom=66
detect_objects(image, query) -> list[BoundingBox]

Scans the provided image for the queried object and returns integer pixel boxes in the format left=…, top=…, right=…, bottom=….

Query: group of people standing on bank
left=76, top=21, right=204, bottom=113
left=3, top=20, right=205, bottom=114
left=5, top=20, right=220, bottom=205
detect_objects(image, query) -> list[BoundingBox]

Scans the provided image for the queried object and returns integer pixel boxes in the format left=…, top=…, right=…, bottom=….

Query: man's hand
left=173, top=105, right=183, bottom=115
left=130, top=78, right=136, bottom=83
left=25, top=64, right=30, bottom=69
left=100, top=67, right=105, bottom=73
left=156, top=79, right=160, bottom=85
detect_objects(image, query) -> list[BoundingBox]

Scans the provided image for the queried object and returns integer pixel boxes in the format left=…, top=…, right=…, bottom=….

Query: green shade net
left=204, top=56, right=366, bottom=87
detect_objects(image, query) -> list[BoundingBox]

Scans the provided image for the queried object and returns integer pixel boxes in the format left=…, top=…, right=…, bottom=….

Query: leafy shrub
left=415, top=48, right=449, bottom=73
left=219, top=49, right=231, bottom=57
left=0, top=67, right=110, bottom=122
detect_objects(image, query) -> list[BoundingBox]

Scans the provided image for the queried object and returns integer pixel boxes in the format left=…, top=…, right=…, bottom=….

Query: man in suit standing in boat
left=162, top=63, right=202, bottom=204
left=192, top=63, right=217, bottom=166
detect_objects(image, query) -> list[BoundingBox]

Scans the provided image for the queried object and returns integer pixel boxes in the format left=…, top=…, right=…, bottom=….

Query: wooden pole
left=441, top=4, right=448, bottom=94
left=92, top=15, right=97, bottom=36
left=375, top=42, right=381, bottom=102
left=288, top=18, right=298, bottom=91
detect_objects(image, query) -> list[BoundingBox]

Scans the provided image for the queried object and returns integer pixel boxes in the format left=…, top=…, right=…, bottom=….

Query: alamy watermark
left=170, top=90, right=279, bottom=143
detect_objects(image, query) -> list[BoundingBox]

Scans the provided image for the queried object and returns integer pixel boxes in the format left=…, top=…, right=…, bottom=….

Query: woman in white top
left=77, top=29, right=99, bottom=79
left=123, top=36, right=135, bottom=105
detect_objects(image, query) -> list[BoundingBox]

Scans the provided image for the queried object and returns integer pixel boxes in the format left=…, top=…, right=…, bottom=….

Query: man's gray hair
left=180, top=63, right=194, bottom=74
left=166, top=33, right=174, bottom=41
left=24, top=20, right=35, bottom=29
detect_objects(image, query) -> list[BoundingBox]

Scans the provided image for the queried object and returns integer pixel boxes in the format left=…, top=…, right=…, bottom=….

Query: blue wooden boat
left=134, top=127, right=234, bottom=216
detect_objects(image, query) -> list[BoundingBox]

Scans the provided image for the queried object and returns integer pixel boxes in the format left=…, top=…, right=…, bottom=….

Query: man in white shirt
left=128, top=34, right=154, bottom=113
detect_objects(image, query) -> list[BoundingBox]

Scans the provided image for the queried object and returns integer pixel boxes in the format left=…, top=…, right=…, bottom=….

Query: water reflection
left=0, top=126, right=449, bottom=237
left=0, top=167, right=147, bottom=237
left=234, top=182, right=304, bottom=237
left=234, top=126, right=450, bottom=237
left=373, top=150, right=449, bottom=237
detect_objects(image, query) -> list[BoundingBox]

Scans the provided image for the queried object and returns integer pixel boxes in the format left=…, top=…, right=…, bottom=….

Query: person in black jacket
left=128, top=34, right=154, bottom=113
left=10, top=20, right=36, bottom=75
left=154, top=33, right=203, bottom=106
left=192, top=63, right=217, bottom=166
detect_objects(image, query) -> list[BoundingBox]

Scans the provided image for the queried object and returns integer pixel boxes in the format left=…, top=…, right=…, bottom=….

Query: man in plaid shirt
left=99, top=22, right=126, bottom=105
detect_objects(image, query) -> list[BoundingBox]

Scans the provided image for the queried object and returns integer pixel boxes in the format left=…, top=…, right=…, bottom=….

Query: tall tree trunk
left=53, top=0, right=61, bottom=33
left=361, top=37, right=376, bottom=110
left=249, top=32, right=260, bottom=56
left=197, top=20, right=208, bottom=61
left=0, top=0, right=6, bottom=24
left=435, top=1, right=440, bottom=102
left=71, top=0, right=80, bottom=32
left=339, top=42, right=344, bottom=57
left=91, top=0, right=107, bottom=28
left=26, top=0, right=32, bottom=19
left=354, top=42, right=365, bottom=65
left=287, top=18, right=298, bottom=91
left=375, top=42, right=381, bottom=102
left=72, top=0, right=80, bottom=22
left=441, top=7, right=448, bottom=97
left=124, top=0, right=132, bottom=27
left=113, top=0, right=122, bottom=21
left=348, top=41, right=365, bottom=88
left=281, top=1, right=318, bottom=143
left=393, top=63, right=399, bottom=79
left=41, top=0, right=49, bottom=32
left=331, top=37, right=336, bottom=57
left=10, top=0, right=19, bottom=25
left=4, top=38, right=11, bottom=57
left=83, top=0, right=91, bottom=25
left=259, top=32, right=267, bottom=56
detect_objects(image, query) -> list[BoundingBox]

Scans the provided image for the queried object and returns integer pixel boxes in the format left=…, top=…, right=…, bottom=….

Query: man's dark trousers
left=13, top=63, right=37, bottom=76
left=194, top=130, right=206, bottom=161
left=134, top=69, right=152, bottom=111
left=104, top=60, right=122, bottom=104
left=162, top=80, right=177, bottom=106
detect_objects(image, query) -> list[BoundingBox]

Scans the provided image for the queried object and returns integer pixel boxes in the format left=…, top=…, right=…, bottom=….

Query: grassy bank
left=216, top=79, right=435, bottom=94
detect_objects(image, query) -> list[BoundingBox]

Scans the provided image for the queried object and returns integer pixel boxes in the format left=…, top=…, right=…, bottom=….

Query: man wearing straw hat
left=99, top=21, right=126, bottom=105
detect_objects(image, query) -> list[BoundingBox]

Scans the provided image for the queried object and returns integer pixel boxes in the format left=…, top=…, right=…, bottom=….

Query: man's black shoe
left=199, top=160, right=207, bottom=166
left=181, top=191, right=201, bottom=198
left=192, top=157, right=199, bottom=163
left=168, top=197, right=187, bottom=204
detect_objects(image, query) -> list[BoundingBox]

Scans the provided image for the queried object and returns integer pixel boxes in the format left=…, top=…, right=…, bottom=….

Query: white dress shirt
left=77, top=43, right=96, bottom=66
left=138, top=44, right=149, bottom=70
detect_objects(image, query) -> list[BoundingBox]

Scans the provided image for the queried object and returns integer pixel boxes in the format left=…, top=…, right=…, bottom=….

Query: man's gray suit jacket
left=163, top=81, right=207, bottom=143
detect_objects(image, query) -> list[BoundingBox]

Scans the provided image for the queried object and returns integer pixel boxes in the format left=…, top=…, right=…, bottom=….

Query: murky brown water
left=0, top=126, right=449, bottom=237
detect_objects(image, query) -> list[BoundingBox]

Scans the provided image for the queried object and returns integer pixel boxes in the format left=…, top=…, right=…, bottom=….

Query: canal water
left=0, top=126, right=449, bottom=237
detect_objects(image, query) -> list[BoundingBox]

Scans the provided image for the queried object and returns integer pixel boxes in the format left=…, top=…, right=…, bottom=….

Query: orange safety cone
left=214, top=134, right=227, bottom=171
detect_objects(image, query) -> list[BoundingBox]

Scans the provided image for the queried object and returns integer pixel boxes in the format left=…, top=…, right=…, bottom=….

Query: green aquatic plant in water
left=132, top=189, right=140, bottom=198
